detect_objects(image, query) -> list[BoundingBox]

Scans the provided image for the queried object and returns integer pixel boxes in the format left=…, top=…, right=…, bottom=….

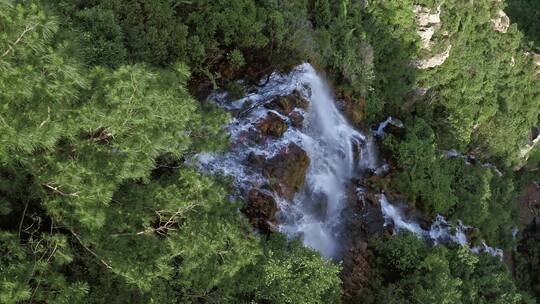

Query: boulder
left=336, top=94, right=366, bottom=126
left=256, top=112, right=288, bottom=137
left=246, top=152, right=266, bottom=168
left=289, top=111, right=304, bottom=129
left=414, top=5, right=441, bottom=50
left=264, top=90, right=309, bottom=115
left=241, top=188, right=278, bottom=233
left=492, top=10, right=510, bottom=33
left=412, top=45, right=452, bottom=69
left=341, top=248, right=371, bottom=303
left=263, top=143, right=310, bottom=200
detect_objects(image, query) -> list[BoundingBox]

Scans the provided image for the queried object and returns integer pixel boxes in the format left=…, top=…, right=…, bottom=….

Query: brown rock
left=289, top=111, right=304, bottom=129
left=264, top=90, right=309, bottom=115
left=336, top=93, right=366, bottom=126
left=256, top=112, right=288, bottom=138
left=263, top=143, right=310, bottom=200
left=242, top=188, right=278, bottom=233
left=341, top=248, right=371, bottom=303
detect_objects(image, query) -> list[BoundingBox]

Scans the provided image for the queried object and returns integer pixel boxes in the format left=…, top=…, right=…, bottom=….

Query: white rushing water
left=198, top=64, right=377, bottom=258
left=380, top=194, right=503, bottom=258
left=197, top=63, right=502, bottom=260
left=277, top=65, right=377, bottom=258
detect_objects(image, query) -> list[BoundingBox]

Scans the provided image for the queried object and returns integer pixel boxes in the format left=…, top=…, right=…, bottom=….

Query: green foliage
left=0, top=3, right=342, bottom=303
left=363, top=0, right=419, bottom=119
left=385, top=118, right=518, bottom=247
left=417, top=0, right=540, bottom=164
left=0, top=232, right=88, bottom=304
left=239, top=234, right=342, bottom=304
left=74, top=7, right=127, bottom=67
left=360, top=233, right=532, bottom=304
left=515, top=221, right=540, bottom=301
left=506, top=0, right=540, bottom=52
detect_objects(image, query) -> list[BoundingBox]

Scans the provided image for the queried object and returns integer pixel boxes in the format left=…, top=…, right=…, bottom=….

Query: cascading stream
left=197, top=63, right=502, bottom=260
left=197, top=64, right=377, bottom=259
left=277, top=65, right=376, bottom=258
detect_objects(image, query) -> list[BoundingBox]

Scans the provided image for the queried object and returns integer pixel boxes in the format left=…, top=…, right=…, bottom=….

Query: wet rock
left=336, top=95, right=366, bottom=126
left=256, top=112, right=288, bottom=137
left=246, top=152, right=266, bottom=168
left=264, top=90, right=309, bottom=115
left=384, top=121, right=405, bottom=139
left=358, top=177, right=383, bottom=199
left=263, top=143, right=310, bottom=200
left=341, top=248, right=370, bottom=303
left=234, top=128, right=264, bottom=146
left=289, top=111, right=304, bottom=129
left=241, top=188, right=278, bottom=233
left=309, top=191, right=329, bottom=221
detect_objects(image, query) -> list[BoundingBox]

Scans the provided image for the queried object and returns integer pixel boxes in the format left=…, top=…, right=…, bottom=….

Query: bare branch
left=1, top=23, right=37, bottom=58
left=70, top=230, right=113, bottom=270
left=18, top=198, right=30, bottom=239
left=43, top=182, right=79, bottom=197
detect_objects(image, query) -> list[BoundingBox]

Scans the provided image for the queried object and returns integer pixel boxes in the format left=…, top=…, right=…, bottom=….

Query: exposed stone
left=242, top=188, right=278, bottom=233
left=515, top=127, right=540, bottom=170
left=246, top=152, right=266, bottom=168
left=412, top=45, right=452, bottom=69
left=341, top=248, right=371, bottom=303
left=412, top=5, right=451, bottom=69
left=256, top=112, right=288, bottom=137
left=534, top=53, right=540, bottom=67
left=358, top=0, right=368, bottom=9
left=263, top=143, right=310, bottom=200
left=264, top=90, right=309, bottom=115
left=414, top=5, right=441, bottom=50
left=289, top=110, right=304, bottom=129
left=492, top=9, right=510, bottom=33
left=359, top=41, right=374, bottom=66
left=402, top=87, right=428, bottom=112
left=336, top=94, right=366, bottom=126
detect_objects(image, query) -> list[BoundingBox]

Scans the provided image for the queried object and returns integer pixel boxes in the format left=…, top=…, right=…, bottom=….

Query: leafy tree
left=360, top=233, right=532, bottom=304
left=506, top=0, right=540, bottom=52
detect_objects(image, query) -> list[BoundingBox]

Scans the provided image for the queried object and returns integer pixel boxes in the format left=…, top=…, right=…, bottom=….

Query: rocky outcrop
left=341, top=247, right=370, bottom=303
left=336, top=94, right=366, bottom=126
left=414, top=5, right=441, bottom=49
left=515, top=127, right=540, bottom=170
left=412, top=5, right=451, bottom=69
left=492, top=9, right=510, bottom=33
left=242, top=188, right=278, bottom=233
left=289, top=110, right=304, bottom=128
left=263, top=143, right=310, bottom=200
left=412, top=45, right=452, bottom=69
left=402, top=87, right=428, bottom=112
left=534, top=53, right=540, bottom=67
left=264, top=90, right=309, bottom=115
left=256, top=112, right=288, bottom=137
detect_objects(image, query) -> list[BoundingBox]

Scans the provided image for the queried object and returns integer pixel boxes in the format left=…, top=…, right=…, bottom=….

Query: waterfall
left=196, top=63, right=502, bottom=260
left=277, top=65, right=375, bottom=258
left=197, top=64, right=376, bottom=258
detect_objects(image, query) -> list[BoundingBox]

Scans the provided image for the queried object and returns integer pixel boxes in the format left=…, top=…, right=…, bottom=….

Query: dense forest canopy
left=0, top=0, right=539, bottom=303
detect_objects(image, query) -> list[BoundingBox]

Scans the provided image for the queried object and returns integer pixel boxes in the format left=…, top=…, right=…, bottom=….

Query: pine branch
left=70, top=230, right=113, bottom=270
left=1, top=22, right=38, bottom=58
left=43, top=182, right=80, bottom=197
left=18, top=198, right=30, bottom=239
